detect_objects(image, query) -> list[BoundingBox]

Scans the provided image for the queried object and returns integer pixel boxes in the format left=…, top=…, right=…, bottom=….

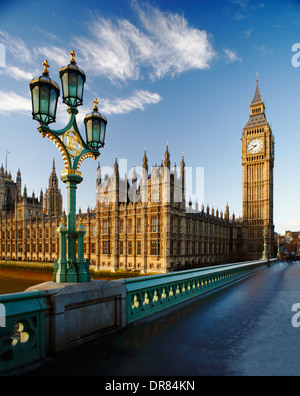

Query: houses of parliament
left=0, top=77, right=276, bottom=274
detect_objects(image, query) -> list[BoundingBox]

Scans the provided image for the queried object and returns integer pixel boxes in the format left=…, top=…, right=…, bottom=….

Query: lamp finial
left=42, top=59, right=49, bottom=75
left=93, top=98, right=98, bottom=112
left=70, top=50, right=76, bottom=64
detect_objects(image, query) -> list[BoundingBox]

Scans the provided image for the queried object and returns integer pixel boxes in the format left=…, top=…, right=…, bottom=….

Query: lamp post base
left=53, top=258, right=91, bottom=283
left=53, top=258, right=68, bottom=283
left=66, top=260, right=78, bottom=283
left=54, top=219, right=91, bottom=283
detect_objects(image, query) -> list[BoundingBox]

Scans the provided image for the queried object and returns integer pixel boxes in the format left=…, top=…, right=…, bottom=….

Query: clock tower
left=242, top=74, right=275, bottom=259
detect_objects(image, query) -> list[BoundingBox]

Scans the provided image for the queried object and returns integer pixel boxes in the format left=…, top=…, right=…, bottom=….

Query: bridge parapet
left=122, top=259, right=277, bottom=324
left=0, top=291, right=46, bottom=375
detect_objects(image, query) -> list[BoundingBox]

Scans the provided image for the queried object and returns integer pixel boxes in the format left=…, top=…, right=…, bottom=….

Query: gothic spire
left=132, top=164, right=137, bottom=184
left=96, top=161, right=101, bottom=186
left=142, top=149, right=148, bottom=171
left=44, top=159, right=63, bottom=216
left=164, top=143, right=170, bottom=169
left=251, top=72, right=263, bottom=105
left=180, top=154, right=185, bottom=174
left=114, top=156, right=119, bottom=178
left=49, top=158, right=58, bottom=188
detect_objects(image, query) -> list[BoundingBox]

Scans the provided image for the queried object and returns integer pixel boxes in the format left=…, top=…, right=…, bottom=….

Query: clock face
left=247, top=139, right=263, bottom=154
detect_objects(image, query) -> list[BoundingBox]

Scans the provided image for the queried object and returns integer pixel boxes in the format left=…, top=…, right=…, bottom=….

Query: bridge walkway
left=27, top=262, right=300, bottom=376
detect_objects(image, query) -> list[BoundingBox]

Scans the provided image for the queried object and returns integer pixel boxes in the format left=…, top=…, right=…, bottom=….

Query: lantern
left=59, top=50, right=86, bottom=107
left=29, top=60, right=60, bottom=125
left=84, top=98, right=107, bottom=150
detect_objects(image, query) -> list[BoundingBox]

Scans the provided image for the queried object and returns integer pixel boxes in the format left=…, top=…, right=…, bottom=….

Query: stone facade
left=0, top=150, right=241, bottom=273
left=91, top=149, right=241, bottom=273
left=0, top=161, right=63, bottom=262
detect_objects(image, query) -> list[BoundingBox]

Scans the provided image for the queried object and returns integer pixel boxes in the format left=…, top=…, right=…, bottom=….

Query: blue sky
left=0, top=0, right=299, bottom=235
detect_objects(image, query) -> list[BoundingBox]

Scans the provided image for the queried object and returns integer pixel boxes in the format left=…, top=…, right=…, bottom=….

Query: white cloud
left=0, top=4, right=215, bottom=117
left=0, top=65, right=34, bottom=81
left=75, top=3, right=216, bottom=82
left=253, top=44, right=273, bottom=56
left=234, top=13, right=247, bottom=20
left=232, top=0, right=248, bottom=9
left=224, top=49, right=242, bottom=63
left=73, top=90, right=162, bottom=124
left=0, top=88, right=161, bottom=119
left=0, top=90, right=31, bottom=116
left=0, top=30, right=32, bottom=64
left=101, top=90, right=162, bottom=115
left=134, top=2, right=216, bottom=79
left=0, top=3, right=216, bottom=85
left=34, top=46, right=70, bottom=69
left=75, top=18, right=142, bottom=82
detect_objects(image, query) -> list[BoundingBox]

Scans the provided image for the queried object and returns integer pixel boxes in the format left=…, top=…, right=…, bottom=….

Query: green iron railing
left=124, top=259, right=276, bottom=324
left=0, top=291, right=46, bottom=375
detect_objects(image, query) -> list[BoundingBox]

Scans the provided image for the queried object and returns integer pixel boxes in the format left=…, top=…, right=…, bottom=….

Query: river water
left=0, top=276, right=45, bottom=295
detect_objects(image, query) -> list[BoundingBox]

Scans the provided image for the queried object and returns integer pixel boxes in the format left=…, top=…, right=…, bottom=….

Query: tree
left=285, top=239, right=298, bottom=256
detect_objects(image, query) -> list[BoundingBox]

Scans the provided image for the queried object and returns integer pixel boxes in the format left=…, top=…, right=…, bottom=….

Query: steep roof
left=251, top=77, right=263, bottom=105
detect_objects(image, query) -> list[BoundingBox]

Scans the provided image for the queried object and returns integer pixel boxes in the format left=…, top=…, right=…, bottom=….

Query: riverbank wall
left=0, top=260, right=148, bottom=283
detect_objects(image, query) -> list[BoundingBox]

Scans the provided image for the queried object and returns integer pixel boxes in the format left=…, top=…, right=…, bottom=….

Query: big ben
left=242, top=74, right=275, bottom=260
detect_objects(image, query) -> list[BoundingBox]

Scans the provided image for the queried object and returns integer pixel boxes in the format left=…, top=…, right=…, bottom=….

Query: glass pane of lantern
left=69, top=73, right=77, bottom=98
left=32, top=86, right=40, bottom=114
left=100, top=121, right=106, bottom=145
left=40, top=86, right=49, bottom=114
left=86, top=120, right=93, bottom=144
left=49, top=88, right=57, bottom=118
left=92, top=120, right=100, bottom=145
left=40, top=113, right=49, bottom=123
left=62, top=73, right=69, bottom=98
left=77, top=75, right=84, bottom=101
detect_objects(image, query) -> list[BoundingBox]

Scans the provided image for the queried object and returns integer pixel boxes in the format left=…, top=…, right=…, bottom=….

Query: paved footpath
left=27, top=262, right=300, bottom=376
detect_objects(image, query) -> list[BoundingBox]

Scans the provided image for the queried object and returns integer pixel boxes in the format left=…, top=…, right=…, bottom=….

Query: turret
left=164, top=143, right=170, bottom=170
left=132, top=164, right=137, bottom=185
left=113, top=156, right=119, bottom=204
left=16, top=168, right=22, bottom=196
left=96, top=161, right=102, bottom=186
left=141, top=150, right=148, bottom=204
left=142, top=149, right=148, bottom=173
left=180, top=155, right=186, bottom=208
left=225, top=203, right=229, bottom=220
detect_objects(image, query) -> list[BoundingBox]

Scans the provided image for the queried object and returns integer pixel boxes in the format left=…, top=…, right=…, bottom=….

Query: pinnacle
left=251, top=77, right=263, bottom=105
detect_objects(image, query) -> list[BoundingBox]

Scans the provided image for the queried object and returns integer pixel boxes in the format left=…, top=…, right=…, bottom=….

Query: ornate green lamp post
left=29, top=51, right=108, bottom=283
left=277, top=239, right=281, bottom=261
left=262, top=227, right=269, bottom=260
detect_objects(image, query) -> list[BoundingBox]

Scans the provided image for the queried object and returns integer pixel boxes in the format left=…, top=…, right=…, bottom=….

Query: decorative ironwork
left=125, top=260, right=274, bottom=324
left=0, top=291, right=46, bottom=375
